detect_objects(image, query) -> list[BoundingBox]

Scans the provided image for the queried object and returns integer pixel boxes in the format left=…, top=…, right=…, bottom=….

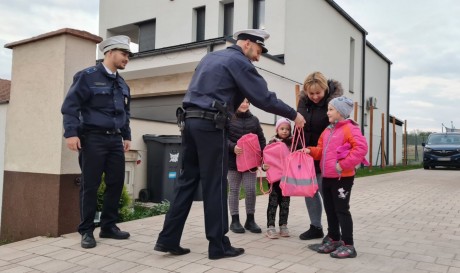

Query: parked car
left=422, top=132, right=460, bottom=169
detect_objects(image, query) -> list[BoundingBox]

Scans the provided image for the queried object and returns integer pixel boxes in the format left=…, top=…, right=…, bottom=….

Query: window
left=130, top=95, right=184, bottom=123
left=349, top=37, right=355, bottom=93
left=253, top=0, right=265, bottom=29
left=195, top=6, right=206, bottom=41
left=223, top=3, right=234, bottom=37
left=138, top=19, right=156, bottom=52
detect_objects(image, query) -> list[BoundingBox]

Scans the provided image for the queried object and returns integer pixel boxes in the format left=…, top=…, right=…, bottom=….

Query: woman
left=297, top=71, right=343, bottom=240
left=227, top=99, right=266, bottom=233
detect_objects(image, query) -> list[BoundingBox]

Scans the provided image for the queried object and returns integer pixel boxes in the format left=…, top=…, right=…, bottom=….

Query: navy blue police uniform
left=155, top=44, right=297, bottom=259
left=61, top=62, right=131, bottom=235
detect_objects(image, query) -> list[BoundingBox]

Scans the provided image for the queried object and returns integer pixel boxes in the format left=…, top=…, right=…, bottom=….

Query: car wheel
left=423, top=164, right=429, bottom=170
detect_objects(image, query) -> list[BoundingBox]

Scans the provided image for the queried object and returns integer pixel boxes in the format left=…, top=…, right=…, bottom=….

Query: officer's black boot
left=230, top=214, right=245, bottom=233
left=244, top=214, right=262, bottom=233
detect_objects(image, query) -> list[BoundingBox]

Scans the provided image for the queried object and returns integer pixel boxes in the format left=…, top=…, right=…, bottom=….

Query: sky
left=1, top=0, right=459, bottom=133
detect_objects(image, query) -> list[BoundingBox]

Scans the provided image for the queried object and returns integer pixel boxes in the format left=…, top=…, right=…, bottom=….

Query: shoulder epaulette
left=85, top=67, right=98, bottom=74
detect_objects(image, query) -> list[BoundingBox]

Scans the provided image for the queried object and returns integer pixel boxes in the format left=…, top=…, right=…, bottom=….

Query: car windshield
left=428, top=135, right=460, bottom=145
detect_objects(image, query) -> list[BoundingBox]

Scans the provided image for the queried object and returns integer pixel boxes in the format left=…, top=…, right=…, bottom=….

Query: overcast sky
left=1, top=1, right=459, bottom=133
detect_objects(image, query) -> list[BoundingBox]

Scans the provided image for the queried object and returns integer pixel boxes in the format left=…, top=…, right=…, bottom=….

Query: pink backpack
left=280, top=127, right=318, bottom=197
left=236, top=133, right=262, bottom=172
left=263, top=141, right=290, bottom=183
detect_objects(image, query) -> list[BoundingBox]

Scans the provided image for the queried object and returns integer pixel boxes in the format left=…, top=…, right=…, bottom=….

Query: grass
left=355, top=163, right=422, bottom=177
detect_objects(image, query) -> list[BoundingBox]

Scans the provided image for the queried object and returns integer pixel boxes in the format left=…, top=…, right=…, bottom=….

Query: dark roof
left=389, top=115, right=404, bottom=126
left=0, top=78, right=11, bottom=103
left=367, top=41, right=392, bottom=65
left=325, top=0, right=368, bottom=35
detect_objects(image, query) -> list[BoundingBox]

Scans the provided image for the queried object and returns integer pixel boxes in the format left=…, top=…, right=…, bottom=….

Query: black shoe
left=154, top=243, right=190, bottom=255
left=209, top=246, right=245, bottom=260
left=244, top=214, right=262, bottom=233
left=81, top=233, right=96, bottom=249
left=99, top=226, right=130, bottom=239
left=244, top=221, right=262, bottom=233
left=299, top=224, right=324, bottom=240
left=230, top=222, right=245, bottom=233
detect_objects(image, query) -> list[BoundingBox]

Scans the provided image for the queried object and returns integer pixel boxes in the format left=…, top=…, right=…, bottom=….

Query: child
left=304, top=96, right=368, bottom=258
left=228, top=98, right=266, bottom=233
left=263, top=118, right=292, bottom=239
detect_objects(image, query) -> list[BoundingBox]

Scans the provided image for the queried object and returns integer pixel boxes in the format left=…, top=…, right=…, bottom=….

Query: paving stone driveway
left=0, top=168, right=459, bottom=272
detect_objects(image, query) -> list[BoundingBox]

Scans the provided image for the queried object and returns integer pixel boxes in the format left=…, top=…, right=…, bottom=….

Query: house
left=98, top=0, right=397, bottom=199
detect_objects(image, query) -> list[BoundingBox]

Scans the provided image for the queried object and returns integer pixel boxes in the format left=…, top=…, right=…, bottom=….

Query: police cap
left=233, top=29, right=270, bottom=53
left=99, top=35, right=133, bottom=56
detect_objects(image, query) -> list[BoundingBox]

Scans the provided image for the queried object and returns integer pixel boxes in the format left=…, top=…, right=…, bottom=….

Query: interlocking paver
left=1, top=169, right=460, bottom=272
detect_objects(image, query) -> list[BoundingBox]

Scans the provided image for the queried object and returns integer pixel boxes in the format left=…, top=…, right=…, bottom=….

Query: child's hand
left=301, top=148, right=311, bottom=154
left=336, top=162, right=343, bottom=172
left=234, top=145, right=242, bottom=155
left=262, top=164, right=270, bottom=171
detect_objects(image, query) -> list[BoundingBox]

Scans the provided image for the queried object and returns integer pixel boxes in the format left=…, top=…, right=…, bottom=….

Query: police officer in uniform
left=154, top=29, right=306, bottom=259
left=61, top=35, right=133, bottom=249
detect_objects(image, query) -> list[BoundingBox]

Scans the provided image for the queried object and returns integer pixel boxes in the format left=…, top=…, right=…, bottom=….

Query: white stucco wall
left=364, top=45, right=391, bottom=165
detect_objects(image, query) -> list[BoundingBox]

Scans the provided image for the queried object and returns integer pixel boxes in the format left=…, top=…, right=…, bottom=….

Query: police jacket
left=61, top=63, right=131, bottom=140
left=228, top=110, right=266, bottom=171
left=183, top=45, right=297, bottom=119
left=297, top=79, right=343, bottom=173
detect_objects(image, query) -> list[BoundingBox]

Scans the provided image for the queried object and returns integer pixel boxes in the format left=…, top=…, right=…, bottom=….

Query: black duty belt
left=85, top=129, right=121, bottom=135
left=185, top=110, right=216, bottom=121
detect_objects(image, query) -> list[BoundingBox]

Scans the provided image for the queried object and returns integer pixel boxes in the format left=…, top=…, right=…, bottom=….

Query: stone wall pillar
left=1, top=29, right=102, bottom=241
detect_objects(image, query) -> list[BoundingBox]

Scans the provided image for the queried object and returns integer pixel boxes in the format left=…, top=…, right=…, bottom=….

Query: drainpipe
left=385, top=63, right=391, bottom=165
left=360, top=33, right=366, bottom=135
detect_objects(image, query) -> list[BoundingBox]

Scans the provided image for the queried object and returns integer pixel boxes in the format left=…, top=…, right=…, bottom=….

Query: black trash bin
left=142, top=134, right=203, bottom=203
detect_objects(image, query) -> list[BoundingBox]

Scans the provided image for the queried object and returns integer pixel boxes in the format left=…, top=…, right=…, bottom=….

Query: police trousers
left=156, top=118, right=232, bottom=257
left=78, top=133, right=125, bottom=235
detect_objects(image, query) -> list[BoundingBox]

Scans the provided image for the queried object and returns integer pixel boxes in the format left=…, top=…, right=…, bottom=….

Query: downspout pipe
left=385, top=63, right=391, bottom=165
left=360, top=33, right=366, bottom=135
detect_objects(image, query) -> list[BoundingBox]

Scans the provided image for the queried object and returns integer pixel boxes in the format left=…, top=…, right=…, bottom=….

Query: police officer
left=154, top=29, right=306, bottom=259
left=61, top=35, right=133, bottom=249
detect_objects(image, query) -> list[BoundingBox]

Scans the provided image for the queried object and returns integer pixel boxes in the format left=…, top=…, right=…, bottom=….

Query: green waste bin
left=142, top=134, right=203, bottom=203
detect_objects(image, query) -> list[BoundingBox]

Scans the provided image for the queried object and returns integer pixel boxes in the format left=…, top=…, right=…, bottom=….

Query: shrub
left=96, top=174, right=132, bottom=223
left=120, top=201, right=170, bottom=222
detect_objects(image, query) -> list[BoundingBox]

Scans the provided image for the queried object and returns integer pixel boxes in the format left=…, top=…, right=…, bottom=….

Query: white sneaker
left=266, top=226, right=279, bottom=239
left=279, top=225, right=290, bottom=237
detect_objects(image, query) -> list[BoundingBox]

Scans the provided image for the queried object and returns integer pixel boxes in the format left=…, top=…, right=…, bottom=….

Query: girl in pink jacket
left=304, top=96, right=368, bottom=259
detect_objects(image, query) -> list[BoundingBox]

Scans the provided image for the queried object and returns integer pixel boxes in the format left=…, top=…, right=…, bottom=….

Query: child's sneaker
left=307, top=235, right=331, bottom=251
left=316, top=237, right=343, bottom=254
left=279, top=225, right=290, bottom=237
left=330, top=245, right=357, bottom=258
left=266, top=226, right=279, bottom=239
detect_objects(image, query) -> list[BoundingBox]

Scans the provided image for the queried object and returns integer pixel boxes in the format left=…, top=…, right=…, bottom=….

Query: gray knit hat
left=329, top=96, right=353, bottom=118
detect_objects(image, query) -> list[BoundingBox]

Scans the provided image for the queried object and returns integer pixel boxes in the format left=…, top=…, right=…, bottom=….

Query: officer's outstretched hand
left=294, top=112, right=306, bottom=128
left=66, top=136, right=81, bottom=152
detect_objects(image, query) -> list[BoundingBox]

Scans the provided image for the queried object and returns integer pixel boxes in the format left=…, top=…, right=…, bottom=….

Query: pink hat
left=275, top=118, right=291, bottom=131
